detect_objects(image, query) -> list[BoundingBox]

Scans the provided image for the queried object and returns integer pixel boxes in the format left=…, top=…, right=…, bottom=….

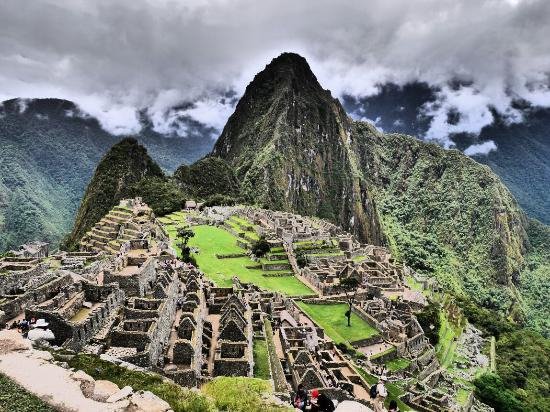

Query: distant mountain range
left=0, top=98, right=212, bottom=251
left=1, top=65, right=549, bottom=253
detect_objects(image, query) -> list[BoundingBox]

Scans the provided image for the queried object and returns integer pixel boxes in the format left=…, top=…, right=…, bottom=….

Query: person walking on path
left=372, top=376, right=388, bottom=412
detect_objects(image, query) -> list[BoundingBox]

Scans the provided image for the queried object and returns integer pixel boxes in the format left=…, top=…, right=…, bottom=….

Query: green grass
left=202, top=377, right=292, bottom=412
left=405, top=275, right=425, bottom=293
left=436, top=310, right=463, bottom=368
left=168, top=225, right=313, bottom=296
left=253, top=339, right=271, bottom=380
left=385, top=358, right=411, bottom=372
left=0, top=373, right=57, bottom=412
left=63, top=354, right=215, bottom=412
left=296, top=302, right=379, bottom=344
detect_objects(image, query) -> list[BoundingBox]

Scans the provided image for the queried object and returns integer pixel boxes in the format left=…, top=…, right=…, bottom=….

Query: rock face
left=67, top=138, right=164, bottom=246
left=211, top=52, right=529, bottom=302
left=212, top=53, right=384, bottom=245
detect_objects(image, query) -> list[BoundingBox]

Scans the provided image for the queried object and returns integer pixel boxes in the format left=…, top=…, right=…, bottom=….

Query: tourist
left=372, top=376, right=388, bottom=412
left=388, top=399, right=399, bottom=412
left=293, top=384, right=308, bottom=411
left=309, top=389, right=335, bottom=412
left=27, top=319, right=55, bottom=343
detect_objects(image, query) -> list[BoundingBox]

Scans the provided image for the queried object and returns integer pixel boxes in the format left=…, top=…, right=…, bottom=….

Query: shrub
left=416, top=302, right=441, bottom=345
left=251, top=237, right=271, bottom=257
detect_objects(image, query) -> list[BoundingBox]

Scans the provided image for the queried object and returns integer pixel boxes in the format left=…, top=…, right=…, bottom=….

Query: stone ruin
left=0, top=201, right=478, bottom=411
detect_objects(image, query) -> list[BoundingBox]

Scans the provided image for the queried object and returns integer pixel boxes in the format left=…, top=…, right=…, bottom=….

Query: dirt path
left=0, top=330, right=127, bottom=412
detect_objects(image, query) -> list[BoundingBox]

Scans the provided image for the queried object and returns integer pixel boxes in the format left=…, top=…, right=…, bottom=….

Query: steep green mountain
left=210, top=53, right=531, bottom=315
left=212, top=53, right=384, bottom=245
left=0, top=98, right=212, bottom=251
left=352, top=126, right=527, bottom=310
left=66, top=138, right=165, bottom=246
left=343, top=84, right=550, bottom=224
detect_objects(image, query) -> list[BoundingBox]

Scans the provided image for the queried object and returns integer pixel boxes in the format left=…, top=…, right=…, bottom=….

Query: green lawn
left=168, top=225, right=313, bottom=296
left=253, top=339, right=271, bottom=380
left=0, top=373, right=57, bottom=412
left=296, top=302, right=379, bottom=344
left=385, top=357, right=411, bottom=372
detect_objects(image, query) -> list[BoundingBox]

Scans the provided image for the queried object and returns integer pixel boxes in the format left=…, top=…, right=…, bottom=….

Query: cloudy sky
left=1, top=0, right=549, bottom=151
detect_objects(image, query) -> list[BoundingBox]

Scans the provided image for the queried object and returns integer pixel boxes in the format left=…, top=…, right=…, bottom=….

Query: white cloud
left=0, top=0, right=549, bottom=138
left=464, top=140, right=497, bottom=156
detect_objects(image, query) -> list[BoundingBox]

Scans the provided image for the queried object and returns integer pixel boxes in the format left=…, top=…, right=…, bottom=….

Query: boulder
left=71, top=370, right=95, bottom=398
left=106, top=385, right=133, bottom=403
left=92, top=380, right=120, bottom=402
left=129, top=390, right=171, bottom=412
left=31, top=350, right=54, bottom=362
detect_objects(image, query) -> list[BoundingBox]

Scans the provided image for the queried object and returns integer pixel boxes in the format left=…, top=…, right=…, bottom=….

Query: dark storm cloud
left=1, top=0, right=549, bottom=143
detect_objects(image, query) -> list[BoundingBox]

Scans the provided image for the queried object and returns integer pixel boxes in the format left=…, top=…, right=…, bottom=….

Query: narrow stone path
left=0, top=330, right=127, bottom=412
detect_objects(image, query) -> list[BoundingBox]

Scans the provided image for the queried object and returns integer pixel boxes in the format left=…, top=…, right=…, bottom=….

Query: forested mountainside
left=343, top=83, right=550, bottom=225
left=212, top=53, right=384, bottom=245
left=0, top=98, right=211, bottom=251
left=352, top=125, right=527, bottom=310
left=65, top=138, right=164, bottom=246
left=209, top=53, right=532, bottom=319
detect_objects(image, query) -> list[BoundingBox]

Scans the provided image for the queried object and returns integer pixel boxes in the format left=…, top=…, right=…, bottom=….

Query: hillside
left=0, top=98, right=211, bottom=251
left=343, top=84, right=550, bottom=224
left=212, top=53, right=384, bottom=245
left=65, top=138, right=164, bottom=247
left=353, top=125, right=527, bottom=310
left=209, top=53, right=531, bottom=317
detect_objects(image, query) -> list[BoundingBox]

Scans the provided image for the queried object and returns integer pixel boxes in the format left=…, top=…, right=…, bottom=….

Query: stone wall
left=25, top=283, right=125, bottom=350
left=0, top=272, right=72, bottom=322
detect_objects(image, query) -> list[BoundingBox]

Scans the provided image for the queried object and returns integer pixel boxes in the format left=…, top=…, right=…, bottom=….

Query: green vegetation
left=253, top=339, right=271, bottom=380
left=60, top=353, right=290, bottom=412
left=354, top=123, right=528, bottom=317
left=202, top=377, right=291, bottom=412
left=65, top=138, right=165, bottom=247
left=0, top=98, right=210, bottom=252
left=296, top=302, right=378, bottom=344
left=167, top=224, right=313, bottom=296
left=459, top=301, right=550, bottom=411
left=435, top=309, right=463, bottom=368
left=416, top=302, right=441, bottom=345
left=129, top=176, right=186, bottom=216
left=517, top=219, right=550, bottom=337
left=63, top=353, right=215, bottom=411
left=174, top=157, right=240, bottom=200
left=251, top=237, right=271, bottom=257
left=385, top=358, right=411, bottom=372
left=0, top=373, right=57, bottom=411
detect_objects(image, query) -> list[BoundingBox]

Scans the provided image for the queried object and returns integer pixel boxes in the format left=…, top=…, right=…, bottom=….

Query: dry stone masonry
left=0, top=199, right=482, bottom=411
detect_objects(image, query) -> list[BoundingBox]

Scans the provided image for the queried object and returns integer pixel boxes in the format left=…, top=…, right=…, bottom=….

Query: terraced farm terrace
left=162, top=215, right=314, bottom=296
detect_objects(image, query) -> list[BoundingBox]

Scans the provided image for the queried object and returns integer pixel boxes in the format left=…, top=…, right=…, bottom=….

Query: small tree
left=295, top=251, right=307, bottom=268
left=251, top=236, right=271, bottom=257
left=340, top=276, right=360, bottom=327
left=176, top=227, right=195, bottom=263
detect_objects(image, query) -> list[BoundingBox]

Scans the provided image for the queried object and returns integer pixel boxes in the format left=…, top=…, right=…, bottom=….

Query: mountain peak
left=245, top=52, right=326, bottom=97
